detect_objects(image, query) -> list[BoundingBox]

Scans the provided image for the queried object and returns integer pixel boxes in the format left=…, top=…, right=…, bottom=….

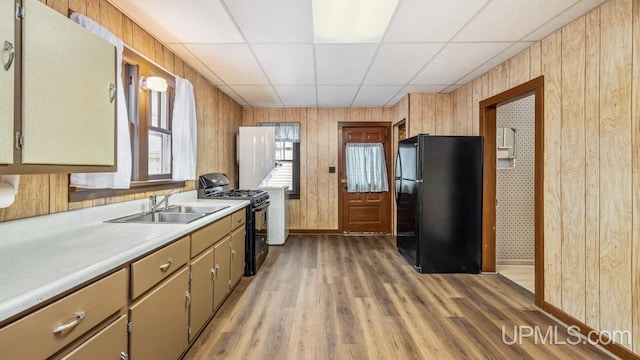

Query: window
left=68, top=49, right=183, bottom=202
left=123, top=50, right=176, bottom=182
left=258, top=122, right=301, bottom=198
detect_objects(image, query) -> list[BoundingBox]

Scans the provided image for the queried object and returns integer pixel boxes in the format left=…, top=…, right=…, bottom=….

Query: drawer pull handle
left=53, top=312, right=86, bottom=334
left=237, top=217, right=242, bottom=223
left=159, top=259, right=173, bottom=272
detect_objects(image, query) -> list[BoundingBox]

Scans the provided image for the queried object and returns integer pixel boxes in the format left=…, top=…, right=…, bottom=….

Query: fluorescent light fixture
left=312, top=0, right=399, bottom=43
left=139, top=75, right=168, bottom=92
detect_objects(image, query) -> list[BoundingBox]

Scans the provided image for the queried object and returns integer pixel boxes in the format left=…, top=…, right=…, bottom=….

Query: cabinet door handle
left=185, top=291, right=191, bottom=307
left=159, top=259, right=173, bottom=272
left=231, top=250, right=236, bottom=260
left=120, top=352, right=129, bottom=360
left=109, top=82, right=116, bottom=103
left=52, top=312, right=86, bottom=334
left=215, top=264, right=220, bottom=277
left=211, top=267, right=216, bottom=281
left=2, top=41, right=14, bottom=71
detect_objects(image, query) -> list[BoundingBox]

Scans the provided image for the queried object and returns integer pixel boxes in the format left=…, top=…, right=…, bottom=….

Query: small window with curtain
left=258, top=122, right=301, bottom=198
left=123, top=50, right=176, bottom=182
left=345, top=143, right=389, bottom=192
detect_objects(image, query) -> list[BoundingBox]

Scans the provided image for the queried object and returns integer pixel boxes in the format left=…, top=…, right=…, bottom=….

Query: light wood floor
left=183, top=235, right=611, bottom=359
left=497, top=264, right=535, bottom=293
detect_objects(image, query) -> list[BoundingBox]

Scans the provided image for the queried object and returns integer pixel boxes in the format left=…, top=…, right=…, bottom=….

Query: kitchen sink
left=106, top=204, right=229, bottom=224
left=163, top=205, right=229, bottom=214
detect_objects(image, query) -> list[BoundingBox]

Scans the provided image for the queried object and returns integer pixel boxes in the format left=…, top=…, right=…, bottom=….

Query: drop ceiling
left=109, top=0, right=606, bottom=107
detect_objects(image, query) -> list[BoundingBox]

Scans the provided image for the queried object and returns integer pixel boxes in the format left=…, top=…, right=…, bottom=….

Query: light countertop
left=0, top=191, right=249, bottom=324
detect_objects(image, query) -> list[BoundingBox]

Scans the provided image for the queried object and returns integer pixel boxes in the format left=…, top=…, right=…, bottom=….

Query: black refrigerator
left=395, top=134, right=483, bottom=273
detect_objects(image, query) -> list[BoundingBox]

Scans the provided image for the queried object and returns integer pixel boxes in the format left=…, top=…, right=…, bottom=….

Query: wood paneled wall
left=243, top=107, right=397, bottom=230
left=0, top=0, right=242, bottom=222
left=443, top=0, right=640, bottom=352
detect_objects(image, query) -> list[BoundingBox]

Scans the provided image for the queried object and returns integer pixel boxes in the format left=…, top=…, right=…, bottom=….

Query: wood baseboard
left=497, top=260, right=535, bottom=265
left=541, top=301, right=639, bottom=360
left=288, top=230, right=341, bottom=235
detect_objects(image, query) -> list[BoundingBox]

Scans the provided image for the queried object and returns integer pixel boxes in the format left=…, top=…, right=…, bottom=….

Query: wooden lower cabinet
left=128, top=267, right=189, bottom=360
left=59, top=315, right=128, bottom=360
left=0, top=269, right=126, bottom=360
left=213, top=236, right=231, bottom=311
left=230, top=226, right=246, bottom=287
left=189, top=248, right=214, bottom=341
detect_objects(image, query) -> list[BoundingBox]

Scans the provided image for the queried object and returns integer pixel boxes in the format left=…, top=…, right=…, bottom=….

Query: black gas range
left=198, top=173, right=269, bottom=276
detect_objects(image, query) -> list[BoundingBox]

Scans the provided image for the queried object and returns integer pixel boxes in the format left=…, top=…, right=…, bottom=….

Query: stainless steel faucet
left=149, top=189, right=181, bottom=212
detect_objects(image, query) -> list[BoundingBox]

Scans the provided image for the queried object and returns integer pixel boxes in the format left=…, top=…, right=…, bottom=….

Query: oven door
left=254, top=203, right=269, bottom=272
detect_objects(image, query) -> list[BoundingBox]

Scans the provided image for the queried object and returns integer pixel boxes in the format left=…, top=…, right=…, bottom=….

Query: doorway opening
left=495, top=93, right=535, bottom=293
left=479, top=77, right=544, bottom=306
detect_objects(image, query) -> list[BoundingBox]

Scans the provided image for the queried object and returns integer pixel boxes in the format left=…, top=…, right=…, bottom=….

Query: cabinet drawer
left=59, top=314, right=128, bottom=360
left=131, top=237, right=189, bottom=300
left=191, top=216, right=231, bottom=258
left=0, top=269, right=126, bottom=360
left=231, top=209, right=246, bottom=229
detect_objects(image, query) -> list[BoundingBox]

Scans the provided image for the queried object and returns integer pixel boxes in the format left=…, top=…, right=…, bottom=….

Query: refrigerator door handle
left=394, top=151, right=402, bottom=203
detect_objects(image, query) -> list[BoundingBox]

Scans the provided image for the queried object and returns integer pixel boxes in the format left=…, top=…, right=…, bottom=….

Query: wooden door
left=0, top=0, right=14, bottom=165
left=229, top=226, right=246, bottom=286
left=129, top=268, right=189, bottom=360
left=338, top=123, right=392, bottom=233
left=189, top=248, right=214, bottom=342
left=213, top=236, right=231, bottom=311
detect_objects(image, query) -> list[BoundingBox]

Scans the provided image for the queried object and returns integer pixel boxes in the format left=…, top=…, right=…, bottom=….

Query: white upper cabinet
left=0, top=0, right=15, bottom=165
left=0, top=0, right=117, bottom=174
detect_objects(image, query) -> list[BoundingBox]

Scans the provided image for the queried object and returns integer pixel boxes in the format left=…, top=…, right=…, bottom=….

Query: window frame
left=69, top=48, right=183, bottom=203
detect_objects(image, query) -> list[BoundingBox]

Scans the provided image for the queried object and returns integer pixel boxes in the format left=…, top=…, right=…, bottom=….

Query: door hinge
left=15, top=3, right=24, bottom=19
left=228, top=279, right=232, bottom=286
left=189, top=271, right=192, bottom=281
left=127, top=321, right=132, bottom=334
left=15, top=132, right=23, bottom=150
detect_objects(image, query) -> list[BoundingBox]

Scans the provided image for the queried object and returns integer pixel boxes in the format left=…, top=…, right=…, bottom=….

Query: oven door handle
left=252, top=202, right=270, bottom=212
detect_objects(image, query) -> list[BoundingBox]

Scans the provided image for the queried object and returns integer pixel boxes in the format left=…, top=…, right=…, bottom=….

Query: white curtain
left=172, top=77, right=197, bottom=181
left=69, top=13, right=132, bottom=189
left=345, top=143, right=389, bottom=193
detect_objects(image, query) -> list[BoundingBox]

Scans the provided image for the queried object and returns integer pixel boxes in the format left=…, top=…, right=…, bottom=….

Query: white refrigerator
left=238, top=127, right=275, bottom=189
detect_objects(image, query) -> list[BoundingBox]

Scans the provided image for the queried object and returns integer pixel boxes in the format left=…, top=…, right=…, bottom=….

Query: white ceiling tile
left=231, top=86, right=282, bottom=106
left=456, top=42, right=534, bottom=84
left=316, top=44, right=378, bottom=85
left=454, top=0, right=577, bottom=41
left=384, top=0, right=489, bottom=42
left=404, top=85, right=448, bottom=93
left=317, top=86, right=359, bottom=106
left=313, top=0, right=399, bottom=43
left=352, top=86, right=403, bottom=106
left=166, top=44, right=224, bottom=85
left=110, top=0, right=243, bottom=43
left=223, top=0, right=313, bottom=43
left=185, top=44, right=269, bottom=85
left=523, top=0, right=607, bottom=41
left=252, top=44, right=315, bottom=85
left=274, top=86, right=317, bottom=107
left=363, top=44, right=444, bottom=85
left=411, top=42, right=511, bottom=85
left=217, top=86, right=248, bottom=106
